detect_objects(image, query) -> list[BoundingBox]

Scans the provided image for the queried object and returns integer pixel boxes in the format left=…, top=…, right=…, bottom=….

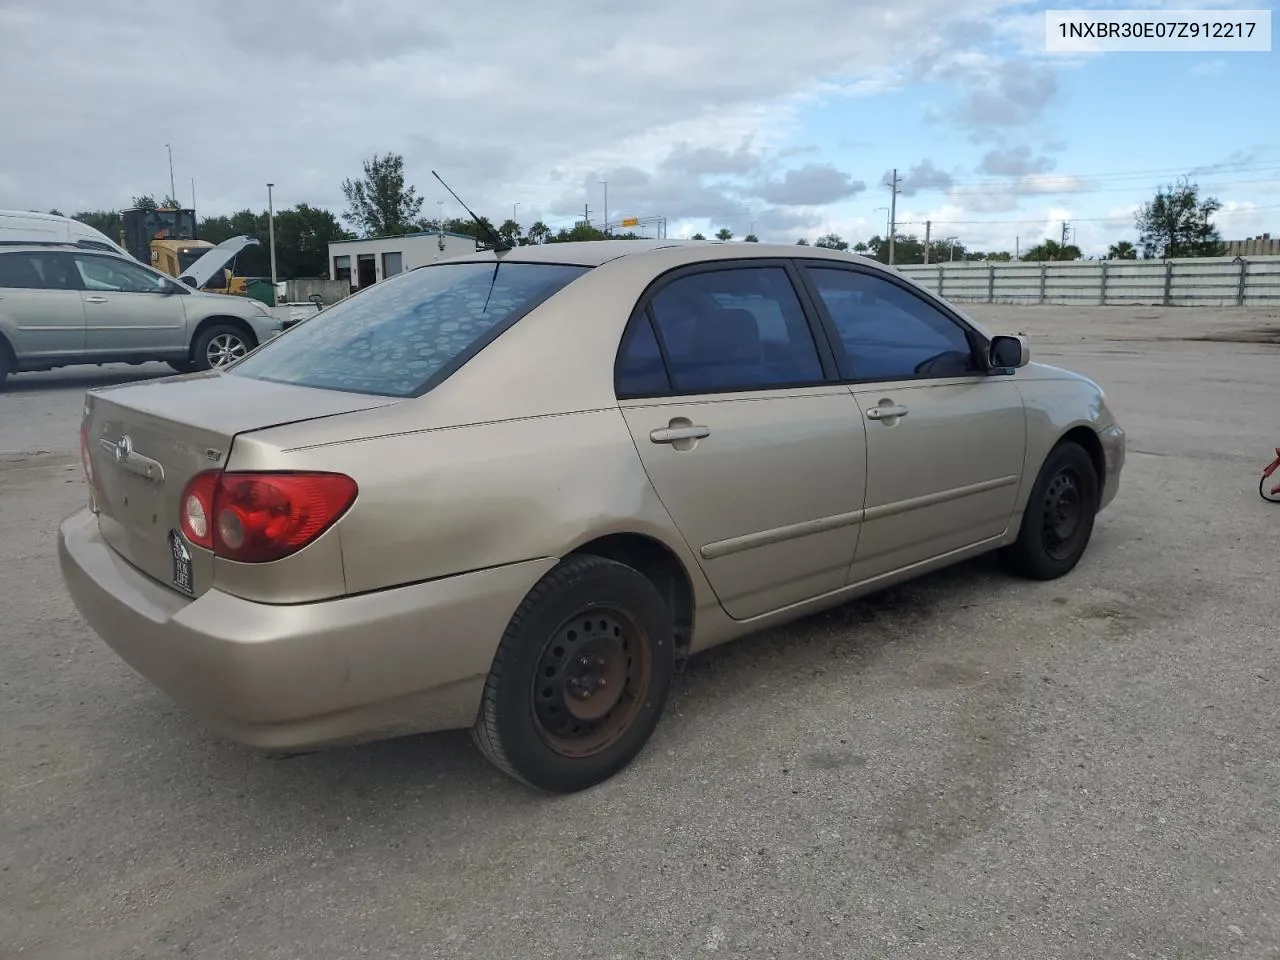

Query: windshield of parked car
left=228, top=261, right=591, bottom=397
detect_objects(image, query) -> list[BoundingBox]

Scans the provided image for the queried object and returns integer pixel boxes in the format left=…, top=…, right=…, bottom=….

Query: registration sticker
left=169, top=529, right=194, bottom=595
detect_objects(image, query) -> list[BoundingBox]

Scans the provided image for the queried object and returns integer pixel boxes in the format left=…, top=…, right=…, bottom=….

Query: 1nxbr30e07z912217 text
left=1045, top=8, right=1272, bottom=51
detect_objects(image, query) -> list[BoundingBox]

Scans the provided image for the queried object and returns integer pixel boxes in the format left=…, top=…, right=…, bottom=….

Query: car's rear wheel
left=193, top=324, right=254, bottom=371
left=1000, top=440, right=1100, bottom=580
left=0, top=344, right=11, bottom=391
left=472, top=555, right=675, bottom=793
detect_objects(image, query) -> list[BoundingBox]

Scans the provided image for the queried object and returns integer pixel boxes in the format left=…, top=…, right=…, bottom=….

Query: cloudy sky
left=1, top=0, right=1276, bottom=255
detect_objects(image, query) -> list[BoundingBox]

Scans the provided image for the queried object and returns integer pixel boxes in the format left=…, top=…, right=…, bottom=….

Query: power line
left=897, top=203, right=1280, bottom=227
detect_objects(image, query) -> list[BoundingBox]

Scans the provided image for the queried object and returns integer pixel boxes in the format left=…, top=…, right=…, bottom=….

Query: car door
left=797, top=262, right=1027, bottom=584
left=0, top=250, right=87, bottom=361
left=615, top=261, right=868, bottom=621
left=71, top=253, right=188, bottom=356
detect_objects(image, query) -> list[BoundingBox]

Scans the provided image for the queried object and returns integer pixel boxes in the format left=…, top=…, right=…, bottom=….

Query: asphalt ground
left=2, top=303, right=1278, bottom=959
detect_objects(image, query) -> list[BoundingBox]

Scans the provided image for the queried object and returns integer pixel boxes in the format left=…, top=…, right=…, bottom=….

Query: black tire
left=1000, top=441, right=1100, bottom=580
left=192, top=323, right=255, bottom=371
left=1262, top=474, right=1280, bottom=503
left=472, top=554, right=676, bottom=793
left=167, top=359, right=197, bottom=374
left=0, top=343, right=10, bottom=391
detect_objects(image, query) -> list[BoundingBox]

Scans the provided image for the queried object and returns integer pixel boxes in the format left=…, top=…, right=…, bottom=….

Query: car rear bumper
left=1099, top=423, right=1125, bottom=510
left=58, top=507, right=555, bottom=750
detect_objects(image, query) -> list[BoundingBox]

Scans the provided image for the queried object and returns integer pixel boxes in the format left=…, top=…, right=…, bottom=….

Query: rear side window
left=230, top=261, right=590, bottom=397
left=633, top=266, right=824, bottom=394
left=0, top=251, right=77, bottom=290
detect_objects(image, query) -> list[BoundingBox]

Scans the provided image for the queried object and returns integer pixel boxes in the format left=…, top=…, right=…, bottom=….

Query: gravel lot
left=3, top=304, right=1279, bottom=959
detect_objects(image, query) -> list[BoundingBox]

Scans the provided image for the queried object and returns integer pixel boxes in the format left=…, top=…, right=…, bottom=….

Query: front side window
left=230, top=261, right=590, bottom=397
left=804, top=267, right=978, bottom=380
left=73, top=254, right=172, bottom=294
left=641, top=266, right=823, bottom=394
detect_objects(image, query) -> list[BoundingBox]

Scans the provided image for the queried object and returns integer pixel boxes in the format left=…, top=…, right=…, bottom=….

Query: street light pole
left=599, top=180, right=608, bottom=234
left=266, top=183, right=277, bottom=289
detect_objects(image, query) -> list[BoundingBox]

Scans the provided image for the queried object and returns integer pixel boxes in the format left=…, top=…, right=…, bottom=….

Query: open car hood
left=178, top=235, right=260, bottom=289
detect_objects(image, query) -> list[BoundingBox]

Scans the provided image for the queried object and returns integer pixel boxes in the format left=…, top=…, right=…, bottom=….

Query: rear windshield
left=229, top=261, right=590, bottom=397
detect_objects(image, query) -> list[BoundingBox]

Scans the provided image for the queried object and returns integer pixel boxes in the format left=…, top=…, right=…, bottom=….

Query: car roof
left=0, top=239, right=124, bottom=254
left=436, top=238, right=885, bottom=270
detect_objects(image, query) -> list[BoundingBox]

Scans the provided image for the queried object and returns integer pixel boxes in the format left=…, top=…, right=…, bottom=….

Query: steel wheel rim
left=206, top=333, right=248, bottom=367
left=1042, top=467, right=1084, bottom=560
left=531, top=604, right=653, bottom=759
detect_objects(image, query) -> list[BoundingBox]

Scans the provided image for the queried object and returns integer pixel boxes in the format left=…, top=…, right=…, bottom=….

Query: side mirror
left=989, top=334, right=1030, bottom=370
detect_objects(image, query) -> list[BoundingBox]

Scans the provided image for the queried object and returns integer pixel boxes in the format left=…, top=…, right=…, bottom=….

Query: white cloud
left=0, top=0, right=1049, bottom=233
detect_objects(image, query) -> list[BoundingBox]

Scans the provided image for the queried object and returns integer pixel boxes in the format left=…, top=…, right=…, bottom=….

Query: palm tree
left=1023, top=239, right=1081, bottom=261
left=1106, top=240, right=1137, bottom=260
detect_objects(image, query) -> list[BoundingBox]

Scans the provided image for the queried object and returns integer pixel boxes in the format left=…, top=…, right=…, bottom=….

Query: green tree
left=814, top=233, right=848, bottom=250
left=525, top=220, right=552, bottom=245
left=1023, top=239, right=1081, bottom=261
left=743, top=233, right=759, bottom=242
left=1136, top=178, right=1224, bottom=259
left=73, top=210, right=122, bottom=240
left=1107, top=240, right=1138, bottom=260
left=690, top=232, right=706, bottom=240
left=497, top=219, right=523, bottom=248
left=715, top=227, right=733, bottom=241
left=48, top=208, right=63, bottom=217
left=795, top=238, right=809, bottom=245
left=341, top=152, right=424, bottom=238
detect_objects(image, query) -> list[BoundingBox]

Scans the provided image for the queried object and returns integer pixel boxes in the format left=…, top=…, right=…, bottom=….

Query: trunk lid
left=83, top=371, right=399, bottom=596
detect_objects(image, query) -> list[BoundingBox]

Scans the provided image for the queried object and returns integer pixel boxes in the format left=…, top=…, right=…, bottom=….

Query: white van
left=0, top=210, right=132, bottom=259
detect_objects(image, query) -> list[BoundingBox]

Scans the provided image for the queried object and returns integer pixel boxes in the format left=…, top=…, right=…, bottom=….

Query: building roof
left=329, top=229, right=479, bottom=245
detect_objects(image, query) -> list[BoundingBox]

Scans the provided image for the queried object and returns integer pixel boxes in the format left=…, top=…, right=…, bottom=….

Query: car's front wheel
left=192, top=324, right=254, bottom=371
left=1000, top=440, right=1100, bottom=580
left=472, top=555, right=675, bottom=793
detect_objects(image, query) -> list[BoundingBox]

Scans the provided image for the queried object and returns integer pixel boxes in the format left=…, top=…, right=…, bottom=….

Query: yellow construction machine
left=119, top=206, right=258, bottom=295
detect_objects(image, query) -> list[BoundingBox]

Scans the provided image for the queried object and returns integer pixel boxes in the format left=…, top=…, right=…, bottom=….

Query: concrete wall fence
left=895, top=255, right=1280, bottom=307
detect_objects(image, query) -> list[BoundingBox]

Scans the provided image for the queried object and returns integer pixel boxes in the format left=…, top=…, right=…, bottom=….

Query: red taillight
left=179, top=471, right=357, bottom=563
left=179, top=471, right=219, bottom=549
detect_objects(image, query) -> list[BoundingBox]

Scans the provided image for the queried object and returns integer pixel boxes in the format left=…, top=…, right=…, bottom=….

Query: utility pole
left=599, top=180, right=608, bottom=235
left=437, top=200, right=445, bottom=252
left=266, top=183, right=277, bottom=289
left=166, top=144, right=176, bottom=205
left=583, top=204, right=591, bottom=228
left=1061, top=221, right=1070, bottom=247
left=1016, top=235, right=1020, bottom=259
left=887, top=168, right=902, bottom=265
left=924, top=220, right=932, bottom=265
left=513, top=201, right=520, bottom=224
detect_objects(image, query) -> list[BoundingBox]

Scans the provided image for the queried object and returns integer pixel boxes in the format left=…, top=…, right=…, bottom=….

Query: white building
left=328, top=230, right=479, bottom=290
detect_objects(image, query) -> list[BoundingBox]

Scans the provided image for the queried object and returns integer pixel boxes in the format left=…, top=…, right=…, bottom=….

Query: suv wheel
left=193, top=324, right=254, bottom=371
left=0, top=344, right=11, bottom=391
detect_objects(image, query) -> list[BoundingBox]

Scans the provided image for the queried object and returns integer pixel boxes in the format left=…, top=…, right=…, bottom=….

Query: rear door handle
left=84, top=296, right=109, bottom=304
left=865, top=404, right=909, bottom=420
left=650, top=425, right=710, bottom=444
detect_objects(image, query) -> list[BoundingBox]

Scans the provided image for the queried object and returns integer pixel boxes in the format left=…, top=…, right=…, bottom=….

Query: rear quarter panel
left=228, top=406, right=711, bottom=601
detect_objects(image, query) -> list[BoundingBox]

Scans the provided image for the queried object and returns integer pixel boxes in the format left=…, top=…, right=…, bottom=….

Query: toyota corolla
left=59, top=239, right=1124, bottom=793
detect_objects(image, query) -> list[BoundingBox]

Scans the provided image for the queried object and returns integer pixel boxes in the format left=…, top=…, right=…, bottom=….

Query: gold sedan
left=58, top=240, right=1124, bottom=793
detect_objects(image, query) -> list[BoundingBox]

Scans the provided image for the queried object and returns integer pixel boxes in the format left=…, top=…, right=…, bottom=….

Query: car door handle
left=84, top=296, right=109, bottom=303
left=650, top=425, right=711, bottom=444
left=865, top=404, right=909, bottom=420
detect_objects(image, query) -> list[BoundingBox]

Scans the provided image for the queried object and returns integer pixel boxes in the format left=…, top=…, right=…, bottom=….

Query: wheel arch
left=1058, top=424, right=1105, bottom=488
left=567, top=532, right=695, bottom=660
left=189, top=314, right=259, bottom=358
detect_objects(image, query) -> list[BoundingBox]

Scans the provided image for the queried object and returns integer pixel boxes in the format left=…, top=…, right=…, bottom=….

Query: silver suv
left=0, top=241, right=283, bottom=389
